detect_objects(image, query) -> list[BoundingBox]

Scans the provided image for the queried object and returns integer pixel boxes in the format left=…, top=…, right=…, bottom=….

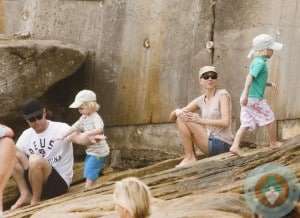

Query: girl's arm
left=240, top=74, right=253, bottom=106
left=267, top=81, right=279, bottom=93
left=243, top=74, right=253, bottom=98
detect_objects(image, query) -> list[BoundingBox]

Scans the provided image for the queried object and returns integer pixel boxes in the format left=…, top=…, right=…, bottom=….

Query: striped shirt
left=72, top=112, right=110, bottom=157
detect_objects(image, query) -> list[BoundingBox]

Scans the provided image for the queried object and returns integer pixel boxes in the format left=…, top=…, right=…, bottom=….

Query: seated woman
left=0, top=124, right=16, bottom=214
left=114, top=177, right=151, bottom=218
left=169, top=66, right=234, bottom=168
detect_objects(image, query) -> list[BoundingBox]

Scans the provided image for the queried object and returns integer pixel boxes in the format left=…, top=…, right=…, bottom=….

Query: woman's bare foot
left=10, top=194, right=32, bottom=210
left=230, top=146, right=246, bottom=157
left=175, top=157, right=197, bottom=168
left=270, top=141, right=282, bottom=149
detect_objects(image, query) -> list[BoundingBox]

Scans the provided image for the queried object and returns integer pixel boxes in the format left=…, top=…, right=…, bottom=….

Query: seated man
left=11, top=98, right=74, bottom=209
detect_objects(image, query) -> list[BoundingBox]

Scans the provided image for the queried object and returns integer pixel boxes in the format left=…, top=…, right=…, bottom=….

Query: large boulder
left=0, top=39, right=87, bottom=121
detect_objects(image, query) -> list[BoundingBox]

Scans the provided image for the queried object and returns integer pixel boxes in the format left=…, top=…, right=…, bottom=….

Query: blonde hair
left=81, top=101, right=100, bottom=112
left=114, top=177, right=151, bottom=218
left=254, top=49, right=269, bottom=57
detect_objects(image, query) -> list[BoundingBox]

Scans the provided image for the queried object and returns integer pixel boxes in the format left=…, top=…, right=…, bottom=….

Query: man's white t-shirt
left=16, top=120, right=74, bottom=186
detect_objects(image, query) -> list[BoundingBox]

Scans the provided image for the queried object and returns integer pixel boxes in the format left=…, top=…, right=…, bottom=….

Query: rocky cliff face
left=2, top=0, right=300, bottom=151
left=4, top=136, right=300, bottom=218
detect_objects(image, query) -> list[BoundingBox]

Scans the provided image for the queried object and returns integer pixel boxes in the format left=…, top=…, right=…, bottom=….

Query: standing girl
left=230, top=34, right=283, bottom=157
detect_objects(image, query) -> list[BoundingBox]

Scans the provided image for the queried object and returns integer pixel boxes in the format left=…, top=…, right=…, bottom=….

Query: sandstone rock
left=0, top=39, right=87, bottom=121
left=4, top=136, right=300, bottom=218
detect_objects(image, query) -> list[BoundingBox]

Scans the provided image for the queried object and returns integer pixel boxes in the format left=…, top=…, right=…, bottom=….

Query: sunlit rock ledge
left=4, top=136, right=300, bottom=218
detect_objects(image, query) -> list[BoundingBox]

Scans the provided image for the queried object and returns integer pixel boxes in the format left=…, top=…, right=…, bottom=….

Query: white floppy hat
left=247, top=34, right=283, bottom=58
left=198, top=66, right=217, bottom=77
left=69, top=89, right=96, bottom=108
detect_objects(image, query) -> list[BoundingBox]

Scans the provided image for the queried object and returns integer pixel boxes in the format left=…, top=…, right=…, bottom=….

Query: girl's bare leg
left=266, top=121, right=282, bottom=149
left=230, top=127, right=248, bottom=157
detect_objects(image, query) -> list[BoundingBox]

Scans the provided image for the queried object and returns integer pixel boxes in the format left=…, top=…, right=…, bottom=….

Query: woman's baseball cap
left=247, top=34, right=283, bottom=58
left=69, top=89, right=97, bottom=108
left=22, top=98, right=44, bottom=120
left=198, top=66, right=217, bottom=77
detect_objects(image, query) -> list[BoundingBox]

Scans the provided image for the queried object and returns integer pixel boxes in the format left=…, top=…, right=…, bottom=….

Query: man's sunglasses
left=27, top=114, right=43, bottom=122
left=201, top=72, right=218, bottom=80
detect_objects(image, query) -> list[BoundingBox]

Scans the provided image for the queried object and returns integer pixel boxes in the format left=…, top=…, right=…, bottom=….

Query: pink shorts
left=240, top=98, right=275, bottom=132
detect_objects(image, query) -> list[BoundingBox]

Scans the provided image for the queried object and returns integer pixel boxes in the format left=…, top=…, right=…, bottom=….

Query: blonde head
left=114, top=177, right=151, bottom=218
left=81, top=101, right=100, bottom=112
left=254, top=49, right=269, bottom=57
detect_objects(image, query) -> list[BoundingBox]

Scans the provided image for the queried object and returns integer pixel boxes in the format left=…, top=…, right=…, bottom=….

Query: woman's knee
left=0, top=138, right=15, bottom=161
left=176, top=117, right=189, bottom=129
left=0, top=137, right=15, bottom=148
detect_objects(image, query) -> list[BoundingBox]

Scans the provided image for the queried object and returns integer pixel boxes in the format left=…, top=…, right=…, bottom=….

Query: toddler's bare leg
left=85, top=179, right=96, bottom=189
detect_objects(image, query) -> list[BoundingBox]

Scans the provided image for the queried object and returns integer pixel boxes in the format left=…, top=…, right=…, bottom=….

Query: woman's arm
left=169, top=98, right=200, bottom=121
left=187, top=94, right=231, bottom=128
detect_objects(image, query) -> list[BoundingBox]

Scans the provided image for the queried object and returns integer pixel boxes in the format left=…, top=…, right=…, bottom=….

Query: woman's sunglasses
left=27, top=114, right=43, bottom=122
left=201, top=72, right=218, bottom=80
